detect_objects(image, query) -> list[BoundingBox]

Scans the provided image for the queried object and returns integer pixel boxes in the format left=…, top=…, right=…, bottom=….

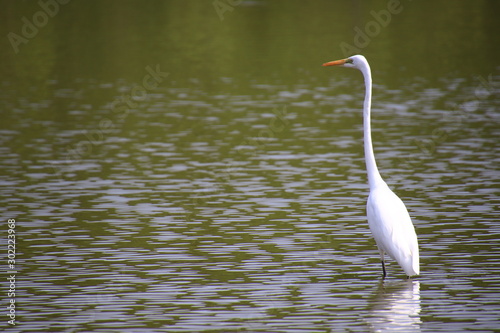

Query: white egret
left=323, top=55, right=419, bottom=278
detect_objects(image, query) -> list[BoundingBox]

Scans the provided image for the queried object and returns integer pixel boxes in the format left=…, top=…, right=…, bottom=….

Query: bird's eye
left=346, top=58, right=354, bottom=64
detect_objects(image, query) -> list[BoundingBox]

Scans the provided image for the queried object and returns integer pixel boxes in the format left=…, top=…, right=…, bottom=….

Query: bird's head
left=322, top=55, right=367, bottom=69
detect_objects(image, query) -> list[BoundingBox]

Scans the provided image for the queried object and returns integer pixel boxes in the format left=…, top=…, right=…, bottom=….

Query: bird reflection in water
left=365, top=280, right=421, bottom=332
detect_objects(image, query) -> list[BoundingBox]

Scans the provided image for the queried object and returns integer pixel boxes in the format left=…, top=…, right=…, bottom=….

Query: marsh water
left=1, top=1, right=499, bottom=332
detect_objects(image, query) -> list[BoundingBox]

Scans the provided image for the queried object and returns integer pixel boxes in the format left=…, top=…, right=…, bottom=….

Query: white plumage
left=367, top=183, right=419, bottom=277
left=323, top=55, right=420, bottom=278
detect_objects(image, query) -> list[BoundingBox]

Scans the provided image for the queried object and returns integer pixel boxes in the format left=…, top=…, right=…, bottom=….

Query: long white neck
left=359, top=60, right=384, bottom=188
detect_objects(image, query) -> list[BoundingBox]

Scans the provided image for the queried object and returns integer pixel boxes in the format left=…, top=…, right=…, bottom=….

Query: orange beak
left=322, top=59, right=347, bottom=67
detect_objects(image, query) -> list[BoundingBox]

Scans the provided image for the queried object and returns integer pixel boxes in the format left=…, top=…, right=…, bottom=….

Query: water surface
left=0, top=1, right=499, bottom=332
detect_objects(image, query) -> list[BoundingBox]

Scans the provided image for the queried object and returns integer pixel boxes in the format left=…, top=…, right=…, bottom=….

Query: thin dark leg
left=381, top=260, right=387, bottom=279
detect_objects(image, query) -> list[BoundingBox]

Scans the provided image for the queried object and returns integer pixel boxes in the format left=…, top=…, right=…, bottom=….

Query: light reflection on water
left=3, top=75, right=500, bottom=332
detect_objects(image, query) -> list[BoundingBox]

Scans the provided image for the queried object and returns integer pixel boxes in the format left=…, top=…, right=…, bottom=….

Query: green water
left=0, top=0, right=499, bottom=332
